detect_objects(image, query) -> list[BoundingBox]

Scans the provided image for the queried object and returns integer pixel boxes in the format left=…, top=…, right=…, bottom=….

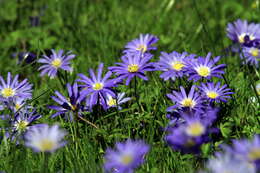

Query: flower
left=241, top=47, right=260, bottom=67
left=25, top=124, right=67, bottom=152
left=77, top=63, right=116, bottom=109
left=226, top=19, right=260, bottom=46
left=105, top=92, right=131, bottom=110
left=230, top=135, right=260, bottom=170
left=154, top=51, right=195, bottom=80
left=166, top=85, right=204, bottom=112
left=186, top=53, right=226, bottom=81
left=123, top=34, right=158, bottom=55
left=108, top=53, right=154, bottom=85
left=38, top=49, right=75, bottom=78
left=165, top=110, right=217, bottom=154
left=11, top=108, right=41, bottom=133
left=205, top=151, right=256, bottom=173
left=104, top=139, right=149, bottom=173
left=49, top=83, right=86, bottom=120
left=0, top=72, right=33, bottom=102
left=199, top=82, right=233, bottom=103
left=11, top=52, right=37, bottom=64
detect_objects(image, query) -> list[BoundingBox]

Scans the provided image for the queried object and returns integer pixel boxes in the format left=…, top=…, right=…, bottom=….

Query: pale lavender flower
left=38, top=49, right=75, bottom=78
left=25, top=124, right=67, bottom=152
left=124, top=34, right=158, bottom=55
left=104, top=139, right=149, bottom=173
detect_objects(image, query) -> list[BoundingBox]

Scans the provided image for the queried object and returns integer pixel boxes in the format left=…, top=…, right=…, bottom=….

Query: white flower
left=25, top=124, right=67, bottom=152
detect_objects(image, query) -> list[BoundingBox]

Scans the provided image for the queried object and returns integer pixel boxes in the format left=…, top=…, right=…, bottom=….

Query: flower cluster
left=227, top=19, right=260, bottom=67
left=159, top=50, right=233, bottom=153
left=203, top=135, right=260, bottom=172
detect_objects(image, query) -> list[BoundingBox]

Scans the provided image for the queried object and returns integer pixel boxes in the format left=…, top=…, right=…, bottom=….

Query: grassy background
left=0, top=0, right=259, bottom=172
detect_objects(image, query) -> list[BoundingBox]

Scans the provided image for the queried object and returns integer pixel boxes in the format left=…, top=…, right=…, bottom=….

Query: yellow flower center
left=206, top=91, right=219, bottom=99
left=181, top=98, right=195, bottom=108
left=108, top=98, right=117, bottom=107
left=186, top=122, right=205, bottom=137
left=15, top=103, right=21, bottom=110
left=127, top=64, right=139, bottom=73
left=51, top=58, right=62, bottom=68
left=121, top=155, right=133, bottom=165
left=136, top=44, right=147, bottom=53
left=250, top=48, right=259, bottom=57
left=38, top=139, right=56, bottom=152
left=248, top=148, right=260, bottom=160
left=1, top=88, right=15, bottom=98
left=15, top=120, right=29, bottom=131
left=93, top=83, right=103, bottom=90
left=196, top=66, right=210, bottom=77
left=171, top=61, right=184, bottom=71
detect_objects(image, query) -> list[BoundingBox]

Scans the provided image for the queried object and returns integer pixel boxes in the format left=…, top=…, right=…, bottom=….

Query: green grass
left=0, top=0, right=259, bottom=172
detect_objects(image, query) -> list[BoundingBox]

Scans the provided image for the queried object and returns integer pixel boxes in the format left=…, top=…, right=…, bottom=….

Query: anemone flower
left=104, top=139, right=149, bottom=173
left=166, top=85, right=204, bottom=112
left=154, top=51, right=196, bottom=80
left=241, top=47, right=260, bottom=67
left=25, top=124, right=67, bottom=153
left=185, top=53, right=226, bottom=82
left=108, top=53, right=154, bottom=85
left=0, top=72, right=33, bottom=102
left=123, top=33, right=158, bottom=55
left=199, top=82, right=233, bottom=103
left=226, top=19, right=260, bottom=46
left=38, top=49, right=75, bottom=78
left=77, top=63, right=116, bottom=109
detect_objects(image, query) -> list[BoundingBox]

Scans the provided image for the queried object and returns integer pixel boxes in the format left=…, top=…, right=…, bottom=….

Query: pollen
left=1, top=88, right=15, bottom=98
left=250, top=48, right=259, bottom=57
left=186, top=122, right=205, bottom=137
left=181, top=98, right=195, bottom=108
left=38, top=139, right=56, bottom=152
left=51, top=58, right=62, bottom=68
left=93, top=82, right=103, bottom=90
left=108, top=98, right=117, bottom=107
left=171, top=61, right=184, bottom=71
left=15, top=120, right=29, bottom=131
left=128, top=64, right=139, bottom=73
left=196, top=66, right=210, bottom=77
left=121, top=155, right=133, bottom=165
left=136, top=44, right=147, bottom=53
left=248, top=148, right=260, bottom=160
left=206, top=91, right=219, bottom=99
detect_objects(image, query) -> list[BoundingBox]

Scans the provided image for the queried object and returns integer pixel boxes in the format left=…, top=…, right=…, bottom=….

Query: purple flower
left=206, top=151, right=256, bottom=173
left=49, top=83, right=86, bottom=120
left=186, top=53, right=226, bottom=82
left=38, top=49, right=75, bottom=78
left=25, top=124, right=67, bottom=153
left=154, top=51, right=195, bottom=80
left=123, top=34, right=158, bottom=55
left=165, top=111, right=216, bottom=154
left=230, top=135, right=260, bottom=170
left=77, top=63, right=116, bottom=109
left=199, top=82, right=233, bottom=103
left=108, top=53, right=154, bottom=85
left=0, top=72, right=33, bottom=102
left=241, top=47, right=260, bottom=67
left=11, top=52, right=36, bottom=64
left=11, top=108, right=41, bottom=133
left=166, top=85, right=204, bottom=112
left=226, top=19, right=260, bottom=46
left=104, top=139, right=150, bottom=173
left=105, top=92, right=131, bottom=110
